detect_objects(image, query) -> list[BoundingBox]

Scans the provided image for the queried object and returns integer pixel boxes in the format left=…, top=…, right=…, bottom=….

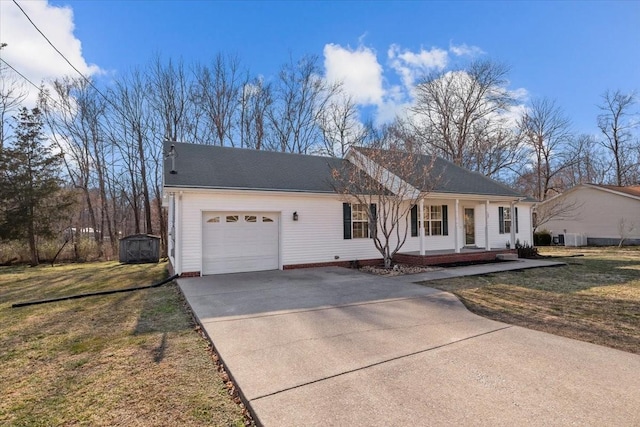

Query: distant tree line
left=0, top=52, right=638, bottom=264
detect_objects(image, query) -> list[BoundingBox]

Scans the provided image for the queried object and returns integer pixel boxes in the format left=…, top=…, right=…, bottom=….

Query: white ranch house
left=163, top=142, right=534, bottom=276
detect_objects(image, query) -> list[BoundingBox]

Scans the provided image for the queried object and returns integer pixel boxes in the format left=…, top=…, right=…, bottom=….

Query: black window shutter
left=498, top=207, right=504, bottom=234
left=369, top=203, right=377, bottom=239
left=442, top=205, right=448, bottom=236
left=343, top=203, right=352, bottom=239
left=515, top=207, right=519, bottom=233
left=410, top=205, right=418, bottom=237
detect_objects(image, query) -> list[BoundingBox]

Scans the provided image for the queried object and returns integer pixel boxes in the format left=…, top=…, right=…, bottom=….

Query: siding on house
left=542, top=186, right=640, bottom=241
left=169, top=188, right=533, bottom=274
left=176, top=190, right=384, bottom=274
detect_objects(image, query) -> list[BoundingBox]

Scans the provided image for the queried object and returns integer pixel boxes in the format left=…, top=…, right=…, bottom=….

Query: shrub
left=75, top=238, right=100, bottom=262
left=534, top=230, right=552, bottom=246
left=516, top=241, right=539, bottom=258
left=0, top=241, right=29, bottom=264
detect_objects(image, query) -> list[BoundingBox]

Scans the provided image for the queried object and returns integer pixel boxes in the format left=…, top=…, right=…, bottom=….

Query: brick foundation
left=395, top=249, right=516, bottom=266
left=179, top=271, right=201, bottom=278
left=283, top=258, right=382, bottom=270
left=178, top=250, right=516, bottom=275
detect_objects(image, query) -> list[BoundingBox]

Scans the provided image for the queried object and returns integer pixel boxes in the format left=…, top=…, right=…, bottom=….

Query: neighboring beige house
left=537, top=184, right=640, bottom=246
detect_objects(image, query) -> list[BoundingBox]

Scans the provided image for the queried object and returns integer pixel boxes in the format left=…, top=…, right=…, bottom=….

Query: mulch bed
left=360, top=263, right=442, bottom=276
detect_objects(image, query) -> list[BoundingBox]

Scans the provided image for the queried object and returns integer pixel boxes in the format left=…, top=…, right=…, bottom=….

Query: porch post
left=454, top=199, right=460, bottom=253
left=510, top=201, right=516, bottom=247
left=485, top=200, right=491, bottom=251
left=530, top=206, right=535, bottom=247
left=419, top=198, right=425, bottom=255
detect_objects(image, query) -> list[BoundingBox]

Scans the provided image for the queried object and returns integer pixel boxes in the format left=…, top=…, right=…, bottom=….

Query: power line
left=0, top=57, right=43, bottom=94
left=12, top=1, right=99, bottom=94
left=0, top=57, right=62, bottom=110
left=11, top=0, right=126, bottom=120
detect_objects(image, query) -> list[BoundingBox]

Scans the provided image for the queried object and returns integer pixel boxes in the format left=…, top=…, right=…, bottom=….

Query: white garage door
left=202, top=212, right=279, bottom=275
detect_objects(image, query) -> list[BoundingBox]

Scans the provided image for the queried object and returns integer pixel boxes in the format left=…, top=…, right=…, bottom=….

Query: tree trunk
left=136, top=131, right=153, bottom=234
left=27, top=207, right=38, bottom=266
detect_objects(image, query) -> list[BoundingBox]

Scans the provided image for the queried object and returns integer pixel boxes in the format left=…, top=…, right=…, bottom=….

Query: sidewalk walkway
left=395, top=258, right=566, bottom=283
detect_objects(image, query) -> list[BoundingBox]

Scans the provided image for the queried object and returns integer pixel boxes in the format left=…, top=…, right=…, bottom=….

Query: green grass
left=424, top=247, right=640, bottom=354
left=0, top=261, right=246, bottom=426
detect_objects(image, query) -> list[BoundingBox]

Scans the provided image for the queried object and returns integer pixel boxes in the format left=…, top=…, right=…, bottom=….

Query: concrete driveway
left=178, top=267, right=640, bottom=426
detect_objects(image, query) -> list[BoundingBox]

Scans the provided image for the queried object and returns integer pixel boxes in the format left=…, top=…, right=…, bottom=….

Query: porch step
left=496, top=253, right=519, bottom=261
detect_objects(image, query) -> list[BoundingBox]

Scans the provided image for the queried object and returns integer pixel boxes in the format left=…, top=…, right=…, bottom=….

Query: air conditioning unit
left=564, top=233, right=587, bottom=247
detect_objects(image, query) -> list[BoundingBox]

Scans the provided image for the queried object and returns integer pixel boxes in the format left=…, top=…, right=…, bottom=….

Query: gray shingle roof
left=164, top=142, right=526, bottom=199
left=353, top=147, right=525, bottom=198
left=163, top=142, right=348, bottom=193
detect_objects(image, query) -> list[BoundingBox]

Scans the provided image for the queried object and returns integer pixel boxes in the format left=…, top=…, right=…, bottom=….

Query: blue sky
left=2, top=0, right=639, bottom=136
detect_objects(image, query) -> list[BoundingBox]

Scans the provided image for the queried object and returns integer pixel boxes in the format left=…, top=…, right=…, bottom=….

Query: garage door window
left=226, top=215, right=239, bottom=222
left=245, top=215, right=257, bottom=222
left=207, top=216, right=220, bottom=223
left=262, top=216, right=274, bottom=222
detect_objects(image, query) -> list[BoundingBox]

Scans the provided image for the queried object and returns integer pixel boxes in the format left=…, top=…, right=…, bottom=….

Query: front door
left=464, top=208, right=475, bottom=246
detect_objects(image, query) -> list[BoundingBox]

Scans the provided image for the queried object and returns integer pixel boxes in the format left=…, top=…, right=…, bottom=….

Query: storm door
left=464, top=208, right=475, bottom=246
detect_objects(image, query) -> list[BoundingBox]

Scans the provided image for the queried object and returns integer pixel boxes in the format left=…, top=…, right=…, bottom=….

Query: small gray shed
left=119, top=234, right=160, bottom=264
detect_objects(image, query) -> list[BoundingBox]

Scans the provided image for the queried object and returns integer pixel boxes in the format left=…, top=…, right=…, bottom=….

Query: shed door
left=202, top=212, right=279, bottom=275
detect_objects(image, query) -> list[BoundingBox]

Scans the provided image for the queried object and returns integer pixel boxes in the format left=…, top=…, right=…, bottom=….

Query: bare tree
left=518, top=98, right=574, bottom=200
left=617, top=217, right=636, bottom=247
left=598, top=90, right=638, bottom=186
left=107, top=69, right=156, bottom=235
left=467, top=119, right=524, bottom=178
left=409, top=59, right=519, bottom=176
left=330, top=136, right=437, bottom=268
left=193, top=53, right=246, bottom=146
left=239, top=77, right=272, bottom=150
left=266, top=55, right=340, bottom=153
left=533, top=195, right=583, bottom=232
left=561, top=134, right=610, bottom=186
left=316, top=93, right=366, bottom=157
left=148, top=56, right=193, bottom=143
left=43, top=78, right=108, bottom=255
left=0, top=61, right=27, bottom=150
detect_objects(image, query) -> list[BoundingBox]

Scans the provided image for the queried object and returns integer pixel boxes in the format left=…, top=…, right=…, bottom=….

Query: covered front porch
left=413, top=197, right=525, bottom=255
left=396, top=247, right=517, bottom=267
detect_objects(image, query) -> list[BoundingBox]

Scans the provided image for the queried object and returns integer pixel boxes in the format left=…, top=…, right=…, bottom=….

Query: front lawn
left=424, top=247, right=640, bottom=354
left=0, top=262, right=247, bottom=426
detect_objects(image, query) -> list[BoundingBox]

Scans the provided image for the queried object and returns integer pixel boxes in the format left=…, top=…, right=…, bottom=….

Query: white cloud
left=388, top=44, right=448, bottom=88
left=449, top=42, right=485, bottom=57
left=508, top=87, right=529, bottom=101
left=0, top=0, right=101, bottom=106
left=322, top=41, right=527, bottom=130
left=323, top=43, right=384, bottom=106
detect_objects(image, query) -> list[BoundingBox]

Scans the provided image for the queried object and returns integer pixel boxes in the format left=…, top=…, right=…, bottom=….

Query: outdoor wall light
left=293, top=211, right=299, bottom=221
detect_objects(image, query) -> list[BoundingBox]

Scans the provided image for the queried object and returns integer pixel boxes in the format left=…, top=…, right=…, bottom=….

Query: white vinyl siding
left=177, top=190, right=386, bottom=274
left=169, top=189, right=534, bottom=274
